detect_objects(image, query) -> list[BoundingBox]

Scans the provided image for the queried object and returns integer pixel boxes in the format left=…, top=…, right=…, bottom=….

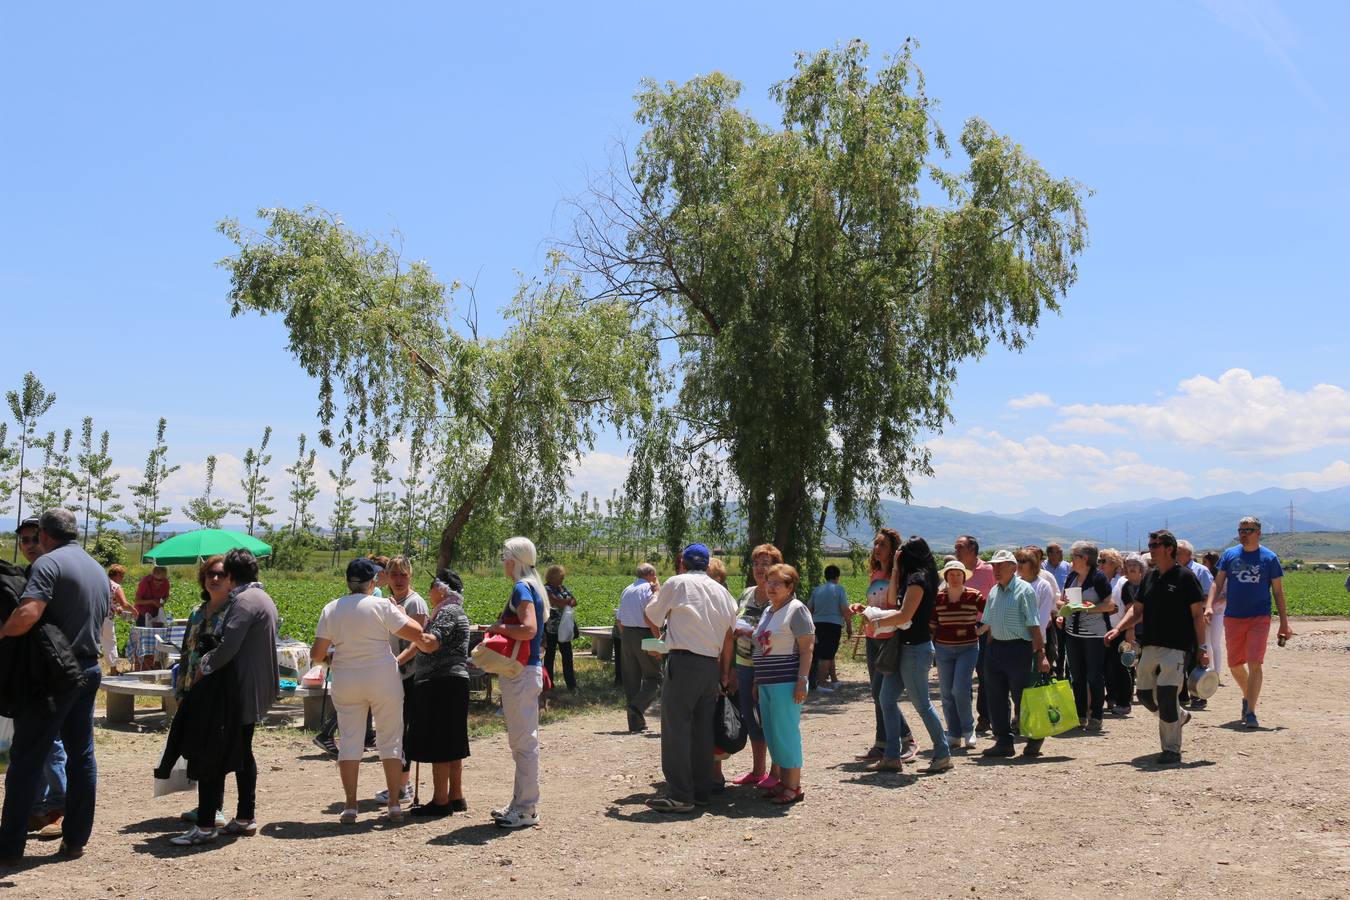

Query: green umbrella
left=143, top=529, right=272, bottom=565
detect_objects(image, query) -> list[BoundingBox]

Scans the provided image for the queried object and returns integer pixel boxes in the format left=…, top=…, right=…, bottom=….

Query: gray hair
left=1176, top=539, right=1194, bottom=554
left=39, top=508, right=79, bottom=543
left=1069, top=540, right=1099, bottom=568
left=636, top=563, right=657, bottom=579
left=1122, top=552, right=1148, bottom=573
left=347, top=577, right=374, bottom=594
left=1239, top=516, right=1262, bottom=530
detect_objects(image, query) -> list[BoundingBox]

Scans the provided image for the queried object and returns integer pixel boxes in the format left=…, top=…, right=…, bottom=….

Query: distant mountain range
left=828, top=485, right=1350, bottom=553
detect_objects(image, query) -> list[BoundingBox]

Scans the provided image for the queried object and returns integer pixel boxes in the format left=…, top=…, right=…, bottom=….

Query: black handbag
left=875, top=633, right=901, bottom=674
left=714, top=690, right=748, bottom=755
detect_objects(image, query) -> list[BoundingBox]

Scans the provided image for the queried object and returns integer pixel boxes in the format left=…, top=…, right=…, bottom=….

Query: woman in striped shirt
left=751, top=564, right=815, bottom=805
left=932, top=559, right=986, bottom=751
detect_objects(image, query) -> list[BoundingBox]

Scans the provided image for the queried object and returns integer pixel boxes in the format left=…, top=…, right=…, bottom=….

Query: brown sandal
left=771, top=786, right=804, bottom=805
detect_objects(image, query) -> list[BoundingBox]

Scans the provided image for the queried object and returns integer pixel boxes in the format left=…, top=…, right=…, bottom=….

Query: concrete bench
left=578, top=626, right=616, bottom=661
left=101, top=677, right=179, bottom=724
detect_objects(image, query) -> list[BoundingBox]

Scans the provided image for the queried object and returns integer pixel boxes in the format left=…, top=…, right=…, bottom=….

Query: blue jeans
left=880, top=642, right=950, bottom=760
left=33, top=739, right=67, bottom=816
left=0, top=664, right=101, bottom=856
left=935, top=642, right=980, bottom=741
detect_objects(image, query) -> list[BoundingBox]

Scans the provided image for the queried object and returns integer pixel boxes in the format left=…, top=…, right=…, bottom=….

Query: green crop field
left=115, top=565, right=1349, bottom=648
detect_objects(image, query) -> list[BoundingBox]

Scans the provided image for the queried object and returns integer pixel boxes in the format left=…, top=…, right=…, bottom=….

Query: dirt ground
left=2, top=619, right=1348, bottom=899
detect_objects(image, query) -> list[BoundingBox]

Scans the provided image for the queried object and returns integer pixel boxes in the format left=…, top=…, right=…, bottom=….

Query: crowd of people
left=0, top=508, right=1294, bottom=860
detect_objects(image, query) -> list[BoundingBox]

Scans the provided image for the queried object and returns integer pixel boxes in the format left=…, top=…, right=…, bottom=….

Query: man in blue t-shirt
left=1207, top=516, right=1291, bottom=730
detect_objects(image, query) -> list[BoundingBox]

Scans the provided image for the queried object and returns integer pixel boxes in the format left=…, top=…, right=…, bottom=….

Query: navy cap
left=346, top=558, right=381, bottom=582
left=18, top=517, right=40, bottom=531
left=682, top=543, right=711, bottom=568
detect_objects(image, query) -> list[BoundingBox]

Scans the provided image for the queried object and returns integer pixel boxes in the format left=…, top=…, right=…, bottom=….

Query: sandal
left=339, top=808, right=358, bottom=825
left=386, top=803, right=406, bottom=823
left=771, top=786, right=805, bottom=805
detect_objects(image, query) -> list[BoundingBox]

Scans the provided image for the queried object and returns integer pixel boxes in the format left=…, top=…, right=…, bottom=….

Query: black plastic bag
left=714, top=690, right=747, bottom=755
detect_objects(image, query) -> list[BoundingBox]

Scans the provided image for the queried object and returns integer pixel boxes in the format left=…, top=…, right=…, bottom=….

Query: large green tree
left=218, top=207, right=661, bottom=567
left=570, top=40, right=1089, bottom=574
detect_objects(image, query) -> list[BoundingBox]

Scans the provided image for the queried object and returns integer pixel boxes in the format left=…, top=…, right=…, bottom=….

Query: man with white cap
left=643, top=543, right=736, bottom=813
left=1106, top=529, right=1208, bottom=765
left=978, top=549, right=1049, bottom=759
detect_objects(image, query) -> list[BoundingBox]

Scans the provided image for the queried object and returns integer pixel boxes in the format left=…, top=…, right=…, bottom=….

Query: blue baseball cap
left=346, top=558, right=382, bottom=582
left=682, top=543, right=711, bottom=568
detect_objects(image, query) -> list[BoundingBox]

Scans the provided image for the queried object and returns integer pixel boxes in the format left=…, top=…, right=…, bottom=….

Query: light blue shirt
left=807, top=582, right=848, bottom=625
left=984, top=576, right=1041, bottom=642
left=1043, top=560, right=1070, bottom=590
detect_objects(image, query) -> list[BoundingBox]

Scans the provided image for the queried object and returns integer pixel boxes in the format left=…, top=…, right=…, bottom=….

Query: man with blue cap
left=642, top=543, right=736, bottom=813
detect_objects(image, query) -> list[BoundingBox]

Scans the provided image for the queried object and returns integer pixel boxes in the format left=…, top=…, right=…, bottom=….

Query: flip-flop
left=339, top=808, right=358, bottom=824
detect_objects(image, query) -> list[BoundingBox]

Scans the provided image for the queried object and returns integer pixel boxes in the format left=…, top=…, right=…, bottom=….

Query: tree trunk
left=435, top=406, right=514, bottom=569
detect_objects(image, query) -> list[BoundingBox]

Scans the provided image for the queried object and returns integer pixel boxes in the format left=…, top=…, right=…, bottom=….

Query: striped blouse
left=933, top=586, right=986, bottom=646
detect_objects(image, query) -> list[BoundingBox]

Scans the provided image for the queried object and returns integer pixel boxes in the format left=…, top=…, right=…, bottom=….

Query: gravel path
left=3, top=619, right=1348, bottom=898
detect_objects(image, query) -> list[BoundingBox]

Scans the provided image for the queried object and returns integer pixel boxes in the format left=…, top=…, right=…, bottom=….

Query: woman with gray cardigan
left=171, top=549, right=279, bottom=844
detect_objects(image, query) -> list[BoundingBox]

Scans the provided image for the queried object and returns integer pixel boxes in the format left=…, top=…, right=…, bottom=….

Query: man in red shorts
left=1206, top=516, right=1292, bottom=729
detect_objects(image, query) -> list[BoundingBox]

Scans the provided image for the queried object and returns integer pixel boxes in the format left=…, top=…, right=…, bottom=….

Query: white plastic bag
left=153, top=758, right=196, bottom=797
left=558, top=607, right=577, bottom=643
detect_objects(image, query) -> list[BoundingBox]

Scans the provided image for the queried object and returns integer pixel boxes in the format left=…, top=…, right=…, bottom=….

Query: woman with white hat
left=487, top=537, right=550, bottom=829
left=932, top=559, right=986, bottom=750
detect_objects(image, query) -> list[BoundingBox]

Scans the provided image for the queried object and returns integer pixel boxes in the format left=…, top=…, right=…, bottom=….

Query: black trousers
left=985, top=639, right=1040, bottom=748
left=975, top=632, right=989, bottom=723
left=197, top=724, right=257, bottom=825
left=1104, top=632, right=1134, bottom=708
left=544, top=633, right=576, bottom=689
left=1066, top=636, right=1106, bottom=721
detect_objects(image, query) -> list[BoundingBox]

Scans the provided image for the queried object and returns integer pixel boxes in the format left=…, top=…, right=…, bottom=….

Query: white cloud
left=917, top=428, right=1191, bottom=508
left=1007, top=392, right=1054, bottom=410
left=566, top=451, right=630, bottom=504
left=1051, top=369, right=1350, bottom=457
left=1203, top=460, right=1350, bottom=492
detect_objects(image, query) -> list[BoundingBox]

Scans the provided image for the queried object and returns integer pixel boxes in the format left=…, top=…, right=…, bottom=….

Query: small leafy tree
left=284, top=434, right=319, bottom=533
left=327, top=455, right=358, bottom=567
left=31, top=428, right=77, bottom=513
left=90, top=530, right=126, bottom=568
left=127, top=417, right=180, bottom=556
left=6, top=372, right=56, bottom=558
left=0, top=424, right=15, bottom=519
left=82, top=428, right=122, bottom=542
left=182, top=455, right=240, bottom=529
left=239, top=426, right=276, bottom=536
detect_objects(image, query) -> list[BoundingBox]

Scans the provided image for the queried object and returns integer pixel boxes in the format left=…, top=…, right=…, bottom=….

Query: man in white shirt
left=643, top=544, right=736, bottom=813
left=617, top=564, right=663, bottom=732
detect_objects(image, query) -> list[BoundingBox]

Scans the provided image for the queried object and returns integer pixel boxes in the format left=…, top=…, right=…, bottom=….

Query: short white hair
left=1177, top=539, right=1194, bottom=554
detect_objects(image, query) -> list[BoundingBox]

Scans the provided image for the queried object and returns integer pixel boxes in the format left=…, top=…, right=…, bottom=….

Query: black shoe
left=1156, top=750, right=1182, bottom=766
left=1189, top=698, right=1208, bottom=710
left=410, top=801, right=452, bottom=818
left=449, top=798, right=468, bottom=812
left=626, top=706, right=647, bottom=733
left=1021, top=740, right=1044, bottom=759
left=981, top=743, right=1015, bottom=758
left=975, top=718, right=991, bottom=735
left=312, top=733, right=338, bottom=755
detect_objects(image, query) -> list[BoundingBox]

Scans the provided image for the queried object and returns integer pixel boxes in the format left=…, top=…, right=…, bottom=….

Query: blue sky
left=3, top=0, right=1347, bottom=522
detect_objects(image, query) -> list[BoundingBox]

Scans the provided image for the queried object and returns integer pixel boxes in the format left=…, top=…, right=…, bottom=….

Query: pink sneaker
left=732, top=771, right=767, bottom=786
left=757, top=774, right=781, bottom=790
left=898, top=741, right=919, bottom=763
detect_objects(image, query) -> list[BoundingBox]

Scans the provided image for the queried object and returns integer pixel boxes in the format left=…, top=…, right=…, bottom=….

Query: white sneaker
left=817, top=685, right=835, bottom=694
left=961, top=736, right=978, bottom=750
left=494, top=807, right=538, bottom=829
left=169, top=826, right=218, bottom=846
left=490, top=804, right=514, bottom=821
left=375, top=785, right=413, bottom=803
left=898, top=740, right=919, bottom=762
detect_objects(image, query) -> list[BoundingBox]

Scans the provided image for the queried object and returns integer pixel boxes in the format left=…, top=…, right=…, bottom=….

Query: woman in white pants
left=1201, top=551, right=1226, bottom=678
left=311, top=558, right=427, bottom=824
left=488, top=537, right=551, bottom=829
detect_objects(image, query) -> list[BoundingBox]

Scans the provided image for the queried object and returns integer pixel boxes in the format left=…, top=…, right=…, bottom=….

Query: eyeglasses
left=764, top=579, right=788, bottom=588
left=751, top=561, right=772, bottom=570
left=1237, top=528, right=1258, bottom=534
left=207, top=570, right=228, bottom=580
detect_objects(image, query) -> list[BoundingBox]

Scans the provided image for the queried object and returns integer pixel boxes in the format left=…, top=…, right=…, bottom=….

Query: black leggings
left=1066, top=637, right=1106, bottom=721
left=196, top=724, right=257, bottom=825
left=544, top=634, right=576, bottom=689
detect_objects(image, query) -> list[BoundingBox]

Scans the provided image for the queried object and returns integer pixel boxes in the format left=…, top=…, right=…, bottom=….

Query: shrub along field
left=120, top=565, right=1350, bottom=646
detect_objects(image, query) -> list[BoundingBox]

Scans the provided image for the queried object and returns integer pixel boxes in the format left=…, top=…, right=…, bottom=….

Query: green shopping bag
left=1020, top=673, right=1080, bottom=739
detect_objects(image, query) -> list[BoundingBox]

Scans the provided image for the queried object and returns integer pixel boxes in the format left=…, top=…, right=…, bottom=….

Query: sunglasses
left=1146, top=541, right=1163, bottom=549
left=1237, top=528, right=1258, bottom=534
left=207, top=570, right=228, bottom=580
